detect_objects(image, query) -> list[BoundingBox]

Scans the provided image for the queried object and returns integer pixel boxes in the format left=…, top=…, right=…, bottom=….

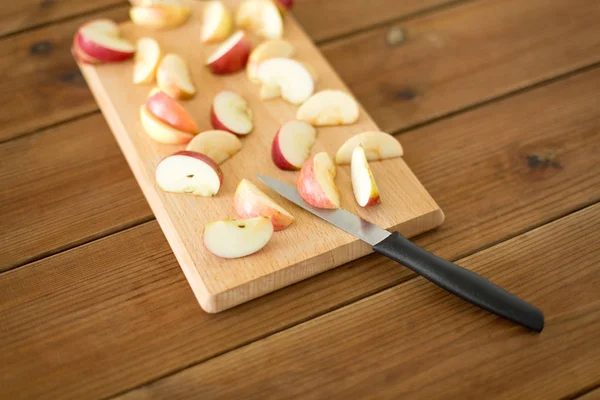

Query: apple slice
left=274, top=0, right=294, bottom=13
left=297, top=90, right=360, bottom=126
left=235, top=0, right=283, bottom=39
left=259, top=83, right=281, bottom=100
left=335, top=131, right=404, bottom=165
left=186, top=130, right=242, bottom=164
left=201, top=1, right=232, bottom=43
left=133, top=37, right=161, bottom=84
left=351, top=145, right=381, bottom=207
left=156, top=53, right=195, bottom=99
left=146, top=90, right=198, bottom=134
left=156, top=150, right=223, bottom=196
left=76, top=19, right=134, bottom=62
left=211, top=91, right=253, bottom=135
left=206, top=31, right=252, bottom=75
left=247, top=39, right=295, bottom=82
left=204, top=216, right=273, bottom=258
left=234, top=179, right=294, bottom=231
left=140, top=105, right=196, bottom=144
left=129, top=1, right=191, bottom=29
left=72, top=34, right=103, bottom=64
left=297, top=152, right=340, bottom=209
left=272, top=120, right=317, bottom=170
left=256, top=58, right=314, bottom=105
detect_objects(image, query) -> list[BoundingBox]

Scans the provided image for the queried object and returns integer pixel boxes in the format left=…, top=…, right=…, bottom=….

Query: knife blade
left=258, top=174, right=545, bottom=332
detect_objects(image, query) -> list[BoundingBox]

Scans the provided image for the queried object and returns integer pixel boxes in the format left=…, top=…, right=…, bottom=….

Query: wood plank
left=1, top=62, right=600, bottom=399
left=323, top=0, right=600, bottom=133
left=79, top=0, right=442, bottom=313
left=119, top=203, right=600, bottom=400
left=578, top=387, right=600, bottom=400
left=0, top=0, right=125, bottom=38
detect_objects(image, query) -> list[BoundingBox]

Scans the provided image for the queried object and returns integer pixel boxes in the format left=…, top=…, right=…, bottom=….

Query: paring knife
left=257, top=175, right=544, bottom=332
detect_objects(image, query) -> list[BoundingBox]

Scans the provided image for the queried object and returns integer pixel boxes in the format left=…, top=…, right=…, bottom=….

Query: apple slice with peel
left=129, top=2, right=191, bottom=29
left=72, top=34, right=103, bottom=64
left=156, top=150, right=223, bottom=196
left=256, top=58, right=314, bottom=105
left=274, top=0, right=294, bottom=13
left=206, top=31, right=252, bottom=75
left=247, top=39, right=295, bottom=82
left=133, top=37, right=161, bottom=84
left=272, top=120, right=317, bottom=170
left=77, top=19, right=134, bottom=62
left=335, top=131, right=404, bottom=164
left=146, top=90, right=198, bottom=134
left=235, top=0, right=283, bottom=39
left=234, top=179, right=294, bottom=231
left=204, top=216, right=273, bottom=258
left=351, top=145, right=381, bottom=207
left=201, top=1, right=232, bottom=43
left=157, top=53, right=195, bottom=99
left=211, top=91, right=253, bottom=135
left=140, top=105, right=196, bottom=144
left=186, top=130, right=242, bottom=164
left=297, top=152, right=340, bottom=209
left=297, top=90, right=360, bottom=126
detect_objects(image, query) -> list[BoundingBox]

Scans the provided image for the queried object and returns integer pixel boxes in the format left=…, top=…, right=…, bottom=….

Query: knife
left=257, top=175, right=544, bottom=332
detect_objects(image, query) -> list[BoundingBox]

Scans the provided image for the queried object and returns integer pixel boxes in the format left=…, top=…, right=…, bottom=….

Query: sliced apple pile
left=156, top=151, right=223, bottom=196
left=133, top=37, right=161, bottom=84
left=335, top=131, right=404, bottom=164
left=247, top=39, right=295, bottom=82
left=146, top=90, right=198, bottom=134
left=211, top=91, right=253, bottom=135
left=256, top=58, right=314, bottom=105
left=297, top=152, right=340, bottom=209
left=74, top=19, right=135, bottom=63
left=234, top=179, right=294, bottom=231
left=157, top=53, right=196, bottom=99
left=235, top=0, right=283, bottom=39
left=297, top=90, right=360, bottom=126
left=206, top=31, right=252, bottom=75
left=204, top=216, right=273, bottom=258
left=140, top=105, right=196, bottom=144
left=201, top=1, right=232, bottom=43
left=272, top=120, right=317, bottom=170
left=351, top=145, right=381, bottom=207
left=186, top=130, right=242, bottom=164
left=130, top=0, right=191, bottom=29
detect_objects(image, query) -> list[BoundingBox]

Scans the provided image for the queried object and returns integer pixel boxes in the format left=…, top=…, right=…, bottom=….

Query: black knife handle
left=372, top=232, right=544, bottom=332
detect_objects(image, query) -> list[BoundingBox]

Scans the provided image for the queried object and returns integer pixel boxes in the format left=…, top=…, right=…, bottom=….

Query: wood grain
left=120, top=203, right=600, bottom=400
left=1, top=62, right=600, bottom=400
left=79, top=0, right=443, bottom=312
left=0, top=0, right=125, bottom=38
left=579, top=388, right=600, bottom=400
left=323, top=0, right=600, bottom=133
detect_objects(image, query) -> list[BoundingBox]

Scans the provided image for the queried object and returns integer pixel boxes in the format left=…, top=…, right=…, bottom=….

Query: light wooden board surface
left=77, top=1, right=442, bottom=312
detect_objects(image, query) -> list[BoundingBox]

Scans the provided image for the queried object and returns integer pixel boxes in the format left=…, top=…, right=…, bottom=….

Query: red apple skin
left=146, top=91, right=199, bottom=134
left=206, top=37, right=251, bottom=75
left=171, top=150, right=224, bottom=185
left=210, top=105, right=230, bottom=133
left=76, top=31, right=134, bottom=62
left=233, top=183, right=294, bottom=231
left=297, top=155, right=338, bottom=209
left=364, top=191, right=381, bottom=207
left=271, top=129, right=298, bottom=170
left=275, top=0, right=294, bottom=12
left=72, top=34, right=102, bottom=64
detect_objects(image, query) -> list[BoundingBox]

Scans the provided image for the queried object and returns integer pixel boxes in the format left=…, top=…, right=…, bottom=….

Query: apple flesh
left=234, top=179, right=294, bottom=231
left=146, top=90, right=198, bottom=134
left=211, top=91, right=253, bottom=135
left=157, top=53, right=196, bottom=99
left=297, top=152, right=340, bottom=209
left=247, top=39, right=295, bottom=83
left=235, top=0, right=283, bottom=39
left=272, top=120, right=317, bottom=170
left=206, top=31, right=252, bottom=75
left=204, top=216, right=273, bottom=259
left=201, top=0, right=232, bottom=43
left=76, top=19, right=134, bottom=63
left=129, top=2, right=191, bottom=29
left=140, top=105, right=196, bottom=144
left=155, top=150, right=223, bottom=196
left=335, top=131, right=404, bottom=164
left=297, top=90, right=360, bottom=126
left=186, top=130, right=242, bottom=164
left=256, top=58, right=314, bottom=105
left=351, top=145, right=381, bottom=207
left=133, top=37, right=161, bottom=84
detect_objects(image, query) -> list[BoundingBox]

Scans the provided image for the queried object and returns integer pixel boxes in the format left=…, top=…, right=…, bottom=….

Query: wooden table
left=1, top=1, right=599, bottom=399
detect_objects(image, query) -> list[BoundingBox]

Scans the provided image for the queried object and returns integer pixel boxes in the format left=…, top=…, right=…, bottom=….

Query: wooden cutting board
left=76, top=0, right=444, bottom=313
